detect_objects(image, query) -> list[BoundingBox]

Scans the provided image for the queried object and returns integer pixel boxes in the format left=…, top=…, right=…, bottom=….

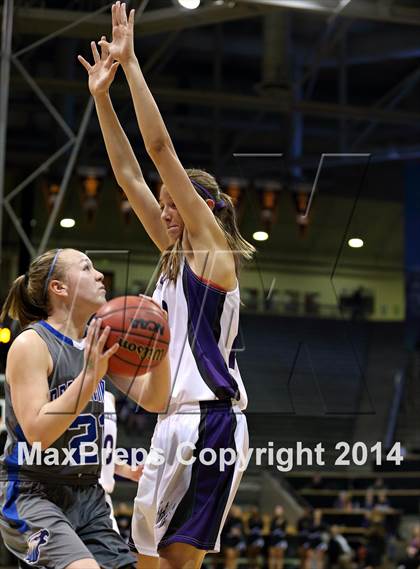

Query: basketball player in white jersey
left=99, top=390, right=142, bottom=532
left=79, top=5, right=255, bottom=567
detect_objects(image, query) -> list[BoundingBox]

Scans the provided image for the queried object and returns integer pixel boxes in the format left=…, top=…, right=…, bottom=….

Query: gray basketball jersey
left=0, top=320, right=105, bottom=485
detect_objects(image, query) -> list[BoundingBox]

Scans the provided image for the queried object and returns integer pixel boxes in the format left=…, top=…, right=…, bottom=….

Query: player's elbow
left=24, top=428, right=53, bottom=451
left=138, top=390, right=168, bottom=414
left=145, top=137, right=172, bottom=159
left=138, top=397, right=166, bottom=414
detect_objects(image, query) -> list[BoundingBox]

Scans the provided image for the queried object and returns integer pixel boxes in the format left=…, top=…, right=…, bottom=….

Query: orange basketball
left=96, top=295, right=170, bottom=378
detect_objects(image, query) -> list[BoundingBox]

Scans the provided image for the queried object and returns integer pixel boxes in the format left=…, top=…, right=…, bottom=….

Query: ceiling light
left=253, top=231, right=269, bottom=242
left=175, top=0, right=201, bottom=8
left=60, top=218, right=76, bottom=228
left=348, top=237, right=363, bottom=248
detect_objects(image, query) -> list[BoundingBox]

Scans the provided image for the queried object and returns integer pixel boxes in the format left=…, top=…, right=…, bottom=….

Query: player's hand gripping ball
left=96, top=295, right=170, bottom=377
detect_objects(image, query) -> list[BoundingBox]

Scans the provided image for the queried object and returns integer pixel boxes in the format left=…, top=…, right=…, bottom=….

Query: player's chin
left=167, top=226, right=182, bottom=243
left=94, top=292, right=107, bottom=306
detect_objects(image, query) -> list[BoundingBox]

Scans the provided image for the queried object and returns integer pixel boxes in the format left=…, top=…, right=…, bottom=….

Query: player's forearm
left=141, top=355, right=171, bottom=413
left=121, top=57, right=175, bottom=156
left=29, top=371, right=99, bottom=448
left=114, top=462, right=141, bottom=481
left=94, top=92, right=144, bottom=187
left=110, top=355, right=170, bottom=413
left=108, top=374, right=146, bottom=407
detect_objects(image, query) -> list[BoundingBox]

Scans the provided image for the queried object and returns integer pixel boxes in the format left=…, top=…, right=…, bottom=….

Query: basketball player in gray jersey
left=0, top=248, right=170, bottom=569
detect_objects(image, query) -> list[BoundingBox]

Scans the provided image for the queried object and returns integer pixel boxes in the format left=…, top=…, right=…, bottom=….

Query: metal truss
left=0, top=1, right=115, bottom=267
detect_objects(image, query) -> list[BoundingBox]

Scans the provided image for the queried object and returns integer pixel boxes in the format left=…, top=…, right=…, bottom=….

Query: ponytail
left=1, top=274, right=47, bottom=328
left=214, top=190, right=255, bottom=273
left=1, top=248, right=65, bottom=328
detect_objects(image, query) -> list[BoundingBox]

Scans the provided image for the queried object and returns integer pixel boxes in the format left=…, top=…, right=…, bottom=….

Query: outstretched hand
left=99, top=2, right=136, bottom=66
left=78, top=37, right=119, bottom=97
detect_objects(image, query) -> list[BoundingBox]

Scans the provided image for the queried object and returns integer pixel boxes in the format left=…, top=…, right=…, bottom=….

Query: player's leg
left=75, top=484, right=136, bottom=568
left=136, top=553, right=160, bottom=569
left=159, top=542, right=206, bottom=569
left=151, top=405, right=248, bottom=569
left=0, top=481, right=96, bottom=568
left=65, top=559, right=100, bottom=568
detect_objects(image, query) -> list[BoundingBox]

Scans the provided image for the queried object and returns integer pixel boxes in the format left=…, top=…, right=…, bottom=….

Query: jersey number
left=68, top=413, right=103, bottom=465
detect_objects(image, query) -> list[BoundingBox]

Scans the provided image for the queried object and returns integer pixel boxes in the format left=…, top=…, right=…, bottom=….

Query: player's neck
left=46, top=310, right=88, bottom=342
left=182, top=232, right=193, bottom=256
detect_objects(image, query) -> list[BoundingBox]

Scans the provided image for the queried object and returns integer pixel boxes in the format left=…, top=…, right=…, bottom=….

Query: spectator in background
left=308, top=474, right=324, bottom=490
left=268, top=505, right=288, bottom=569
left=327, top=525, right=355, bottom=569
left=365, top=488, right=376, bottom=511
left=375, top=490, right=391, bottom=512
left=247, top=506, right=265, bottom=569
left=369, top=478, right=387, bottom=492
left=334, top=491, right=354, bottom=511
left=397, top=524, right=420, bottom=569
left=299, top=509, right=328, bottom=569
left=221, top=505, right=246, bottom=569
left=363, top=511, right=387, bottom=569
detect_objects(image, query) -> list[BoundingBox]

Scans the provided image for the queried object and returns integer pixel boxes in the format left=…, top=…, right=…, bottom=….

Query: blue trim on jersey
left=2, top=481, right=29, bottom=534
left=2, top=444, right=29, bottom=533
left=39, top=320, right=74, bottom=347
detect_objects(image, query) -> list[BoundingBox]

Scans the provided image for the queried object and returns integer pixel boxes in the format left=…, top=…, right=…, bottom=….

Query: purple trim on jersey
left=158, top=401, right=237, bottom=551
left=182, top=262, right=239, bottom=401
left=228, top=335, right=239, bottom=369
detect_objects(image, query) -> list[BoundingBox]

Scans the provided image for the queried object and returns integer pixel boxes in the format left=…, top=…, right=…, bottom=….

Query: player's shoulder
left=8, top=328, right=48, bottom=360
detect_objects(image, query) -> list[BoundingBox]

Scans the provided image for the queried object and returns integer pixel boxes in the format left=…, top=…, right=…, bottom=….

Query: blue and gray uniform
left=0, top=321, right=135, bottom=569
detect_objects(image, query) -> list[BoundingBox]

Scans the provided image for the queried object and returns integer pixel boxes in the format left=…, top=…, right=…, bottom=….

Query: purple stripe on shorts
left=158, top=401, right=237, bottom=551
left=182, top=262, right=239, bottom=400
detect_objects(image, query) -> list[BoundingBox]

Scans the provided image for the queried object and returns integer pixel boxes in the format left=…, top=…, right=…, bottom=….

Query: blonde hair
left=1, top=249, right=66, bottom=328
left=160, top=169, right=255, bottom=281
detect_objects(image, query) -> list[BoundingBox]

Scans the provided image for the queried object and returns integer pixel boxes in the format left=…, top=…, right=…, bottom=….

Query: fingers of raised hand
left=91, top=41, right=100, bottom=63
left=128, top=9, right=135, bottom=28
left=114, top=2, right=121, bottom=26
left=100, top=35, right=109, bottom=59
left=103, top=53, right=113, bottom=70
left=77, top=55, right=91, bottom=72
left=121, top=3, right=128, bottom=25
left=110, top=61, right=120, bottom=79
left=112, top=3, right=117, bottom=28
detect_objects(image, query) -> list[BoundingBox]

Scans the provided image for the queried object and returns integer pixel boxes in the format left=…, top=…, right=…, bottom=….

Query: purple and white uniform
left=132, top=257, right=249, bottom=556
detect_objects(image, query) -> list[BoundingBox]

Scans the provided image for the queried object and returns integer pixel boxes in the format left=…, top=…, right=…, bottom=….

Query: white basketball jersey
left=99, top=391, right=117, bottom=494
left=153, top=257, right=247, bottom=409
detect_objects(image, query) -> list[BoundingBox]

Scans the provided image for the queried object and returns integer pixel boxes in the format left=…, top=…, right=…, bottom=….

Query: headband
left=190, top=179, right=226, bottom=211
left=43, top=248, right=62, bottom=298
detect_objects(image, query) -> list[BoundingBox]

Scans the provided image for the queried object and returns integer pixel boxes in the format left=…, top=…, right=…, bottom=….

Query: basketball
left=96, top=295, right=170, bottom=377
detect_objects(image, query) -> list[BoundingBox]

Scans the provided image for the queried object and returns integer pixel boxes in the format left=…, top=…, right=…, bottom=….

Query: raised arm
left=8, top=320, right=117, bottom=449
left=101, top=3, right=226, bottom=246
left=78, top=39, right=169, bottom=251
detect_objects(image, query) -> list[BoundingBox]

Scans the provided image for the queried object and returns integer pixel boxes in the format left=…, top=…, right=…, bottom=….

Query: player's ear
left=50, top=279, right=68, bottom=298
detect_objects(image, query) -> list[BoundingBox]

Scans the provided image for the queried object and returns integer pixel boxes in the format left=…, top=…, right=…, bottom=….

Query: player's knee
left=137, top=553, right=159, bottom=569
left=159, top=543, right=205, bottom=569
left=64, top=559, right=100, bottom=569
